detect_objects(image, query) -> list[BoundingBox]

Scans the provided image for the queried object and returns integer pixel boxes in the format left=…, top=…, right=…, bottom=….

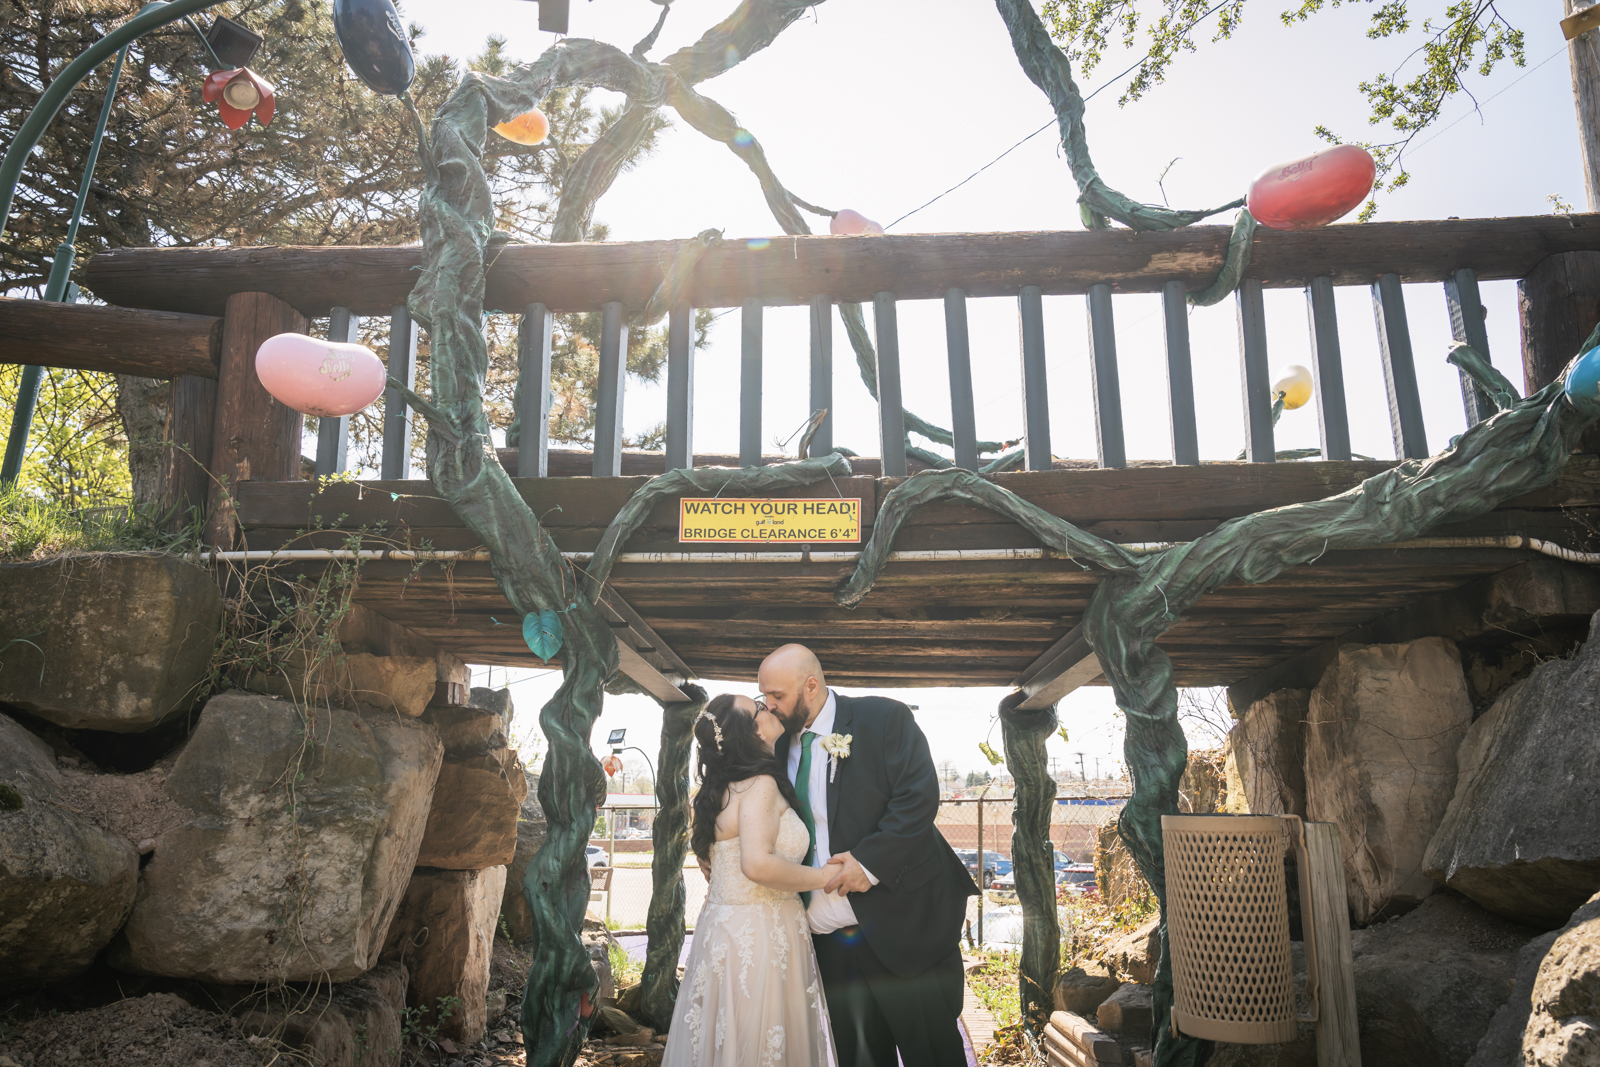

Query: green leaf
left=523, top=609, right=563, bottom=663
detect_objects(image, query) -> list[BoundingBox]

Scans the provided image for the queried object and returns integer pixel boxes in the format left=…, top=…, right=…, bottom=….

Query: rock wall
left=1423, top=614, right=1600, bottom=929
left=0, top=555, right=221, bottom=731
left=1227, top=689, right=1308, bottom=817
left=1305, top=637, right=1472, bottom=924
left=113, top=692, right=443, bottom=983
left=1523, top=889, right=1600, bottom=1066
left=0, top=711, right=138, bottom=991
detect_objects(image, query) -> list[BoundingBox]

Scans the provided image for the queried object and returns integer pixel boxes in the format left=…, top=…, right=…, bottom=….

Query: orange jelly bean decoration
left=493, top=107, right=550, bottom=146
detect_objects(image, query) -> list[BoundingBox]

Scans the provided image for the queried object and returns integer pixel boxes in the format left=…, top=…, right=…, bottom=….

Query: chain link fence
left=587, top=791, right=1131, bottom=937
left=937, top=790, right=1129, bottom=948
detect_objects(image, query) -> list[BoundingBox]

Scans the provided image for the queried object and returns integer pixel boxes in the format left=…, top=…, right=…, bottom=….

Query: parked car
left=961, top=849, right=1004, bottom=887
left=586, top=845, right=609, bottom=868
left=1057, top=862, right=1097, bottom=893
left=1053, top=850, right=1073, bottom=872
left=990, top=871, right=1016, bottom=896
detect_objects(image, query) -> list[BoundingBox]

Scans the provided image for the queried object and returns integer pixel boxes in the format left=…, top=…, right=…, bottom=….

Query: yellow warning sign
left=678, top=498, right=861, bottom=543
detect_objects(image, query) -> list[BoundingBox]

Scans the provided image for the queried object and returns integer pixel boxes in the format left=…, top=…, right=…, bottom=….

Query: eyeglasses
left=753, top=696, right=769, bottom=715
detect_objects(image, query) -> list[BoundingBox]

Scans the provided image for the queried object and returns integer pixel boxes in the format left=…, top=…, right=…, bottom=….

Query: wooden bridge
left=8, top=214, right=1600, bottom=707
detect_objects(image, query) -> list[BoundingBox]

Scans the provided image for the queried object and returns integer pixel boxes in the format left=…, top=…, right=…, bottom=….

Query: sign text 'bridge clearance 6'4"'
left=678, top=498, right=861, bottom=543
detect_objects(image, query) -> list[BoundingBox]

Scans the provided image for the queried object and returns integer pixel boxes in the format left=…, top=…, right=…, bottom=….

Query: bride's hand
left=819, top=854, right=846, bottom=893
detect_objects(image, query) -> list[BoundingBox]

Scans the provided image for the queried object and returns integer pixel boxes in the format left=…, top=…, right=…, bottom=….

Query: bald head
left=758, top=643, right=828, bottom=733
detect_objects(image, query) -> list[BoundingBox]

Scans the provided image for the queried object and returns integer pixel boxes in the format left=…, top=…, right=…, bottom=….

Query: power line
left=884, top=1, right=1232, bottom=232
left=1406, top=44, right=1567, bottom=158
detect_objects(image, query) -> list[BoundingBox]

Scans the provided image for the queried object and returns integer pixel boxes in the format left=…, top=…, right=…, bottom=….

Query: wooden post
left=1086, top=282, right=1126, bottom=469
left=517, top=302, right=554, bottom=478
left=207, top=292, right=306, bottom=547
left=1520, top=251, right=1600, bottom=455
left=315, top=307, right=356, bottom=477
left=944, top=288, right=979, bottom=472
left=593, top=300, right=627, bottom=477
left=740, top=299, right=762, bottom=468
left=1162, top=279, right=1200, bottom=466
left=1237, top=278, right=1276, bottom=462
left=1567, top=0, right=1600, bottom=210
left=1019, top=285, right=1052, bottom=471
left=162, top=375, right=216, bottom=533
left=808, top=296, right=833, bottom=459
left=1519, top=251, right=1600, bottom=392
left=874, top=292, right=907, bottom=478
left=664, top=303, right=694, bottom=471
left=1303, top=822, right=1360, bottom=1067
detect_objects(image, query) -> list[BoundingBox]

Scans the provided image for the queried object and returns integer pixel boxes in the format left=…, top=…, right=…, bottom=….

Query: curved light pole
left=0, top=0, right=236, bottom=487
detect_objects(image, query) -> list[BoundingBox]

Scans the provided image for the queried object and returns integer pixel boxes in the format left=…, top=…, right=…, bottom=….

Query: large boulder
left=0, top=711, right=138, bottom=990
left=1228, top=689, right=1309, bottom=817
left=1423, top=617, right=1600, bottom=929
left=1469, top=893, right=1600, bottom=1067
left=112, top=692, right=442, bottom=983
left=1099, top=916, right=1160, bottom=985
left=1350, top=891, right=1538, bottom=1067
left=1523, top=890, right=1600, bottom=1066
left=1054, top=960, right=1121, bottom=1017
left=468, top=685, right=515, bottom=733
left=381, top=865, right=507, bottom=1044
left=501, top=768, right=547, bottom=942
left=414, top=707, right=527, bottom=870
left=1305, top=638, right=1472, bottom=923
left=246, top=651, right=436, bottom=719
left=238, top=960, right=408, bottom=1067
left=0, top=554, right=221, bottom=731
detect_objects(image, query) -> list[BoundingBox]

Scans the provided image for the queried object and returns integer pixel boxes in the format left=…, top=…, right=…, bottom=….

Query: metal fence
left=587, top=793, right=1130, bottom=935
left=937, top=791, right=1129, bottom=948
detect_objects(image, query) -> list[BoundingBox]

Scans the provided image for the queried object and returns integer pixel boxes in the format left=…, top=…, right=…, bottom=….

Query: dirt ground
left=0, top=992, right=269, bottom=1067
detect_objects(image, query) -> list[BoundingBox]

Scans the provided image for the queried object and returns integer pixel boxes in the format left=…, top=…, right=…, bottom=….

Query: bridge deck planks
left=234, top=459, right=1599, bottom=687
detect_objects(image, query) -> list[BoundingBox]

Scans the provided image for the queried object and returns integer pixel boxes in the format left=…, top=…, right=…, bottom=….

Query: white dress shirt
left=785, top=689, right=877, bottom=934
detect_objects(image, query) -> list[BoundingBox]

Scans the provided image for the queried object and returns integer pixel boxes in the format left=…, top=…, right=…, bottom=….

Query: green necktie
left=795, top=731, right=817, bottom=905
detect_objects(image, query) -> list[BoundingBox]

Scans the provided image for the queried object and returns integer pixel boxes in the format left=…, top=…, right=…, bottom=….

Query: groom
left=759, top=644, right=977, bottom=1067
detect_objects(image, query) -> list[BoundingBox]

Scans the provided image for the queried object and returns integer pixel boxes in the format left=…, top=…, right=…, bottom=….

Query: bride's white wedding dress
left=663, top=807, right=837, bottom=1067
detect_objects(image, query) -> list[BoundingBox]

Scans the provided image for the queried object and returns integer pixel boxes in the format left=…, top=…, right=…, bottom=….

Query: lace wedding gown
left=663, top=807, right=837, bottom=1067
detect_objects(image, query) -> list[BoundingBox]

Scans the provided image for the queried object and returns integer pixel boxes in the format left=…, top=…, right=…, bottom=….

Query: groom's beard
left=778, top=697, right=811, bottom=738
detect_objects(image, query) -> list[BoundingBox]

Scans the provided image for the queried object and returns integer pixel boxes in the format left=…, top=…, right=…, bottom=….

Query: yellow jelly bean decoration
left=1273, top=364, right=1314, bottom=410
left=493, top=107, right=550, bottom=146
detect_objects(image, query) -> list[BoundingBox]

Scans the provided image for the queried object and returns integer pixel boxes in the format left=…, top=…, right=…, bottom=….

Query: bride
left=662, top=693, right=840, bottom=1067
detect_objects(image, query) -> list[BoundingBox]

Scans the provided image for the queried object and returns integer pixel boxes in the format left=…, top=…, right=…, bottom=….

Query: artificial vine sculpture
left=997, top=692, right=1062, bottom=1035
left=640, top=686, right=706, bottom=1032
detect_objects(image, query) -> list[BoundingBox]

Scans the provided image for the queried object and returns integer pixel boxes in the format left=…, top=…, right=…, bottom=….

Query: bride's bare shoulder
left=728, top=774, right=778, bottom=797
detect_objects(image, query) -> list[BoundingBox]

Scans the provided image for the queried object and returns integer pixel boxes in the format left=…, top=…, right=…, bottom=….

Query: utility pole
left=1075, top=752, right=1087, bottom=781
left=1094, top=756, right=1102, bottom=780
left=1566, top=1, right=1600, bottom=208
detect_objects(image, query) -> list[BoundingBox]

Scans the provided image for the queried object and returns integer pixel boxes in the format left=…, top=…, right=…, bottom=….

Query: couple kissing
left=660, top=644, right=978, bottom=1067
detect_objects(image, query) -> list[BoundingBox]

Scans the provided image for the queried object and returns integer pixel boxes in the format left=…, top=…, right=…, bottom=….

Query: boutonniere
left=819, top=733, right=852, bottom=782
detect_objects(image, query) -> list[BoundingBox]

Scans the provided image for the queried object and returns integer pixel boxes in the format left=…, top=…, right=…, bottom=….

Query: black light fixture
left=333, top=0, right=417, bottom=97
left=536, top=0, right=568, bottom=34
left=204, top=15, right=263, bottom=69
left=607, top=728, right=627, bottom=748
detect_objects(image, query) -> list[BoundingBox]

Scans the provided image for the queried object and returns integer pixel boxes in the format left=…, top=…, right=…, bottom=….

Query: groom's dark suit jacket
left=777, top=692, right=978, bottom=978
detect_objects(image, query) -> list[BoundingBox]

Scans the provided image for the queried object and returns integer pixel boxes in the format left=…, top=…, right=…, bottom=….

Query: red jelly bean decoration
left=1246, top=145, right=1376, bottom=231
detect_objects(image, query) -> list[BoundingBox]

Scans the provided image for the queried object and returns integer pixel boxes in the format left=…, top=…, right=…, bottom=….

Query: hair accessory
left=696, top=706, right=723, bottom=754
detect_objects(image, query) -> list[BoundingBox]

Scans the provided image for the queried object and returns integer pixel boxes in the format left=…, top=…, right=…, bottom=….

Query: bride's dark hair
left=690, top=693, right=806, bottom=863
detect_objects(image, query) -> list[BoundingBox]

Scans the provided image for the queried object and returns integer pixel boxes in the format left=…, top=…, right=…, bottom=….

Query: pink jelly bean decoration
left=1247, top=144, right=1377, bottom=231
left=830, top=209, right=884, bottom=236
left=255, top=332, right=386, bottom=417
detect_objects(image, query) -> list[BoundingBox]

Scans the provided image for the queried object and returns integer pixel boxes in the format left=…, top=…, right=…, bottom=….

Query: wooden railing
left=11, top=213, right=1600, bottom=489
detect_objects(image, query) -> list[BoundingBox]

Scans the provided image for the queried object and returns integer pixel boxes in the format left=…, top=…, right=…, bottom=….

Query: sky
left=390, top=0, right=1586, bottom=780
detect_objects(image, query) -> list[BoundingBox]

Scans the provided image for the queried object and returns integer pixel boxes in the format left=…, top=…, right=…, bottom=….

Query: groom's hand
left=822, top=851, right=873, bottom=895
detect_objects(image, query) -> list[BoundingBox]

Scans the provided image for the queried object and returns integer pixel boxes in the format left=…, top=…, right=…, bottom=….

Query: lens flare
left=746, top=238, right=771, bottom=251
left=733, top=129, right=755, bottom=149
